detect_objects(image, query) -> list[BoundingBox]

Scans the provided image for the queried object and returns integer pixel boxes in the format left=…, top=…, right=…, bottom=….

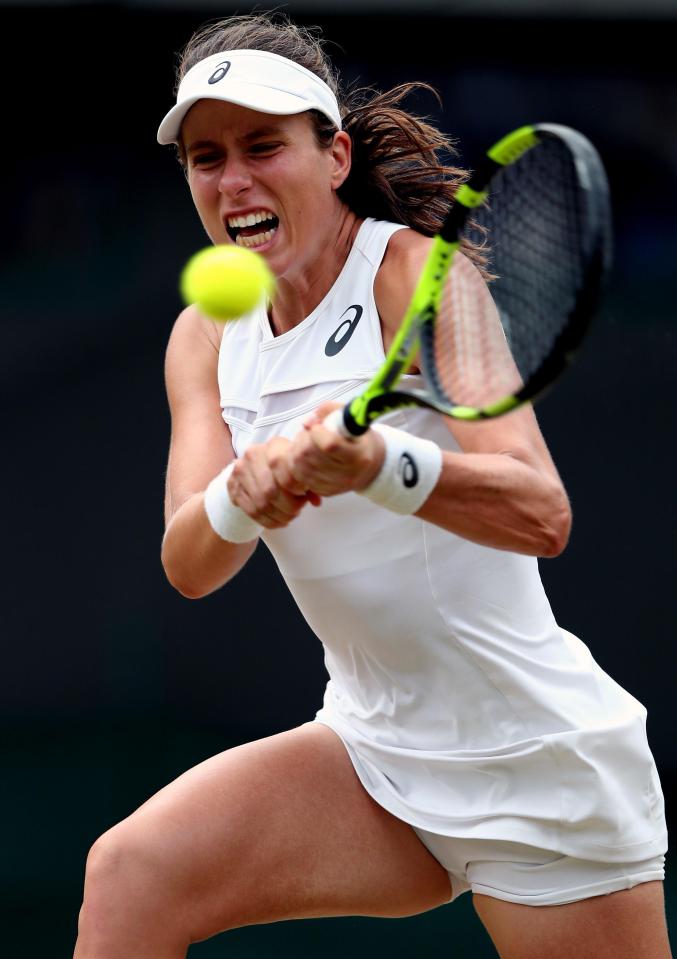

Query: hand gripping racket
left=330, top=123, right=613, bottom=437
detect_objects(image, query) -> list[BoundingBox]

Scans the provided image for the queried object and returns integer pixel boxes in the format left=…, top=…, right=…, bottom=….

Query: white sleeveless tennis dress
left=217, top=218, right=667, bottom=902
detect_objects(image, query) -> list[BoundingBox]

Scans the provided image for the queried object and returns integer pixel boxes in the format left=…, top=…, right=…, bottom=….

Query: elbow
left=169, top=577, right=209, bottom=601
left=160, top=539, right=250, bottom=599
left=161, top=547, right=209, bottom=600
left=162, top=565, right=207, bottom=600
left=539, top=491, right=572, bottom=559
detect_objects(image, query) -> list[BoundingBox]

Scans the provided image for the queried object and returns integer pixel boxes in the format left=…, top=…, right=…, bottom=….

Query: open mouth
left=226, top=209, right=279, bottom=249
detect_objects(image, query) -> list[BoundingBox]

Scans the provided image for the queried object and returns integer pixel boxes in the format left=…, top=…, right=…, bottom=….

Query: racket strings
left=434, top=255, right=522, bottom=409
left=433, top=136, right=589, bottom=410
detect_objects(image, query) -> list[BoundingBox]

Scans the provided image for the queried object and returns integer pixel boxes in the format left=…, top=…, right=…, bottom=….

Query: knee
left=84, top=825, right=147, bottom=893
left=77, top=827, right=129, bottom=946
left=75, top=823, right=199, bottom=955
left=78, top=824, right=175, bottom=935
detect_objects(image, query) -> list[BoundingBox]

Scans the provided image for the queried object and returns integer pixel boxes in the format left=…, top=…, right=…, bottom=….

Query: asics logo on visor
left=208, top=61, right=231, bottom=84
left=398, top=453, right=418, bottom=488
left=324, top=305, right=363, bottom=357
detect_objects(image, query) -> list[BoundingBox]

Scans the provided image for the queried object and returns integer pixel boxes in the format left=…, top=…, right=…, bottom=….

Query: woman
left=73, top=13, right=670, bottom=958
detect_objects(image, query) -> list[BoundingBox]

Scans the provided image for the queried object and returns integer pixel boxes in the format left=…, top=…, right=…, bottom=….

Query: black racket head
left=422, top=123, right=613, bottom=418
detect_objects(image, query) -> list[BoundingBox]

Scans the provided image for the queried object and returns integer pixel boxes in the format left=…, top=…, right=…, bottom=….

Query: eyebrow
left=241, top=124, right=286, bottom=143
left=185, top=125, right=287, bottom=154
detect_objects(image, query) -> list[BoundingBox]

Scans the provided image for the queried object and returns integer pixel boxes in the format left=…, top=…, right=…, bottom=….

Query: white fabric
left=216, top=217, right=667, bottom=864
left=157, top=49, right=341, bottom=145
left=409, top=829, right=666, bottom=906
left=360, top=423, right=443, bottom=514
left=204, top=464, right=262, bottom=543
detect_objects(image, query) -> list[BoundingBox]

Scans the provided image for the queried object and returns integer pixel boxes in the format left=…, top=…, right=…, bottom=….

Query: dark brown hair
left=175, top=12, right=486, bottom=268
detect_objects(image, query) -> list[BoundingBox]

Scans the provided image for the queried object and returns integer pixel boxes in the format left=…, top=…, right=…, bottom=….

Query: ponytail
left=309, top=83, right=489, bottom=274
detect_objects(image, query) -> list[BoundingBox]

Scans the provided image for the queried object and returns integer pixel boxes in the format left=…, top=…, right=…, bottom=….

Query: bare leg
left=474, top=879, right=672, bottom=959
left=73, top=723, right=451, bottom=958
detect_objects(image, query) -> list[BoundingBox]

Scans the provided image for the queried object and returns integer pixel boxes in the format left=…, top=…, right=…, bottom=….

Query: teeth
left=228, top=209, right=275, bottom=228
left=235, top=227, right=276, bottom=248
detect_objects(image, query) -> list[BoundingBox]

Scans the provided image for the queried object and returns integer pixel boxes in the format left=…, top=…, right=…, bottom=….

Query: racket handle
left=323, top=406, right=367, bottom=439
left=323, top=407, right=353, bottom=438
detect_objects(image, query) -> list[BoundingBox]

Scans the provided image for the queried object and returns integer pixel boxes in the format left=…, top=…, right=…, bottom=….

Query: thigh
left=474, top=880, right=672, bottom=959
left=93, top=722, right=451, bottom=943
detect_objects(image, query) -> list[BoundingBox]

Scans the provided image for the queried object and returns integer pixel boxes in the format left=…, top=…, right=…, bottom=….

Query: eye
left=190, top=152, right=221, bottom=168
left=250, top=141, right=282, bottom=156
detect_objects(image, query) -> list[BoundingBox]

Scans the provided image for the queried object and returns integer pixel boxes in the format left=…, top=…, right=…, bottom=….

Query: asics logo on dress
left=208, top=62, right=231, bottom=84
left=398, top=453, right=418, bottom=488
left=324, top=305, right=363, bottom=356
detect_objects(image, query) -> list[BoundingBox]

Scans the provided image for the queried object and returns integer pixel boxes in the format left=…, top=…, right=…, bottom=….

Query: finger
left=267, top=438, right=308, bottom=496
left=233, top=448, right=306, bottom=526
left=247, top=472, right=308, bottom=526
left=303, top=400, right=342, bottom=430
left=307, top=421, right=357, bottom=460
left=287, top=435, right=337, bottom=491
left=286, top=429, right=354, bottom=494
left=245, top=488, right=307, bottom=528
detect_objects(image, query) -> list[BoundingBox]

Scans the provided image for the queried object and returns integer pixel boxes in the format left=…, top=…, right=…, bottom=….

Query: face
left=181, top=99, right=351, bottom=283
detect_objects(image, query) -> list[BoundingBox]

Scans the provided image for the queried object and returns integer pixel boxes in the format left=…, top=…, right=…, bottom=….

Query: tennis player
left=73, top=13, right=671, bottom=959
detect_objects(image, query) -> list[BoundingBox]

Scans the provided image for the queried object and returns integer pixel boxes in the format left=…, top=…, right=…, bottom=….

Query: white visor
left=157, top=49, right=342, bottom=145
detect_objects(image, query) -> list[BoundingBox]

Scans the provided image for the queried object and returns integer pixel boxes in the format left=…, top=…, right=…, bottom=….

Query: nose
left=218, top=155, right=253, bottom=198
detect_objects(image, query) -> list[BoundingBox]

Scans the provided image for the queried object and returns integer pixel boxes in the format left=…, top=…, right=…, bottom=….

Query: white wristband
left=203, top=463, right=263, bottom=543
left=359, top=424, right=443, bottom=515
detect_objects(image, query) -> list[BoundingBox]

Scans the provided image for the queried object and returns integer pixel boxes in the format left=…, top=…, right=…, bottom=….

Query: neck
left=269, top=207, right=362, bottom=335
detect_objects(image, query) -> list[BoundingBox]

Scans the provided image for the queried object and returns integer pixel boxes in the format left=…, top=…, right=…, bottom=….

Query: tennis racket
left=330, top=122, right=613, bottom=437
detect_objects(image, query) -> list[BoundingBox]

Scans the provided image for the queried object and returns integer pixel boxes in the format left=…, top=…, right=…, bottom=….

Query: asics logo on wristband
left=324, top=304, right=363, bottom=356
left=398, top=452, right=418, bottom=488
left=360, top=427, right=441, bottom=514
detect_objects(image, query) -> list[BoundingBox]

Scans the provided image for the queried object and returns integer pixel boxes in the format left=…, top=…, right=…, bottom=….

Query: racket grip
left=323, top=407, right=353, bottom=438
left=322, top=406, right=367, bottom=439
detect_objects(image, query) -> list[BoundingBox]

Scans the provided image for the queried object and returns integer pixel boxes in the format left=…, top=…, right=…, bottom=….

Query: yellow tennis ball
left=180, top=245, right=275, bottom=321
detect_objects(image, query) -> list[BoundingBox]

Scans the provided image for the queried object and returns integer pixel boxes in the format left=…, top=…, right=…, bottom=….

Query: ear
left=329, top=130, right=352, bottom=191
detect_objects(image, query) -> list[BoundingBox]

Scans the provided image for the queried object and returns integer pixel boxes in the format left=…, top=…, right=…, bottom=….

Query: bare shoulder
left=165, top=305, right=223, bottom=373
left=373, top=228, right=432, bottom=333
left=380, top=225, right=431, bottom=265
left=164, top=305, right=229, bottom=409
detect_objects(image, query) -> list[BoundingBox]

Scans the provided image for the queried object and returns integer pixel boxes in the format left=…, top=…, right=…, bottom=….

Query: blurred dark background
left=3, top=1, right=676, bottom=955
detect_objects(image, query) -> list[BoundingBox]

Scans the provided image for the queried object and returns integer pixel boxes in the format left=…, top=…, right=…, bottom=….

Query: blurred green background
left=2, top=0, right=675, bottom=954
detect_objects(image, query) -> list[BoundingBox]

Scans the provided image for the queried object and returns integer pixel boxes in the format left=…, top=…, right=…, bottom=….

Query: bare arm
left=161, top=306, right=257, bottom=599
left=414, top=413, right=571, bottom=557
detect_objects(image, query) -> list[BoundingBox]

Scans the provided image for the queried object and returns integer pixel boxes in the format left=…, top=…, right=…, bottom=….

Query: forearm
left=161, top=492, right=257, bottom=599
left=415, top=450, right=571, bottom=557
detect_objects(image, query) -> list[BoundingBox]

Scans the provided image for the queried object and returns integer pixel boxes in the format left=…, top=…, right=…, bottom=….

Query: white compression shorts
left=412, top=827, right=666, bottom=906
